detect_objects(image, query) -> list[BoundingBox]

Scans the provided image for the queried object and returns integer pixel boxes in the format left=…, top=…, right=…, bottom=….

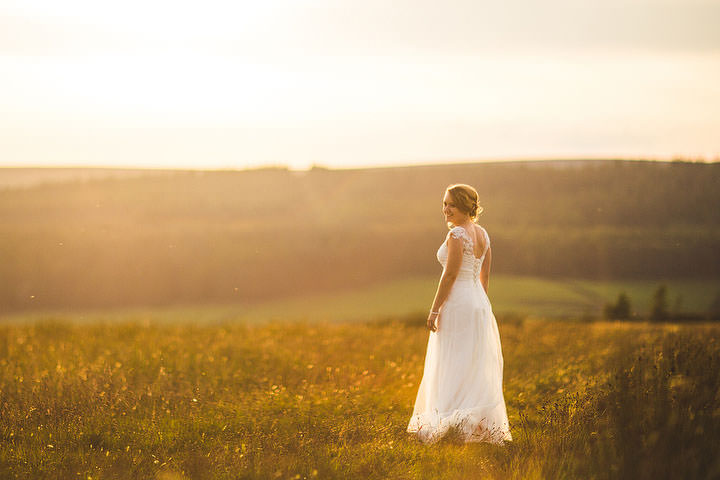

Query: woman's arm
left=480, top=246, right=491, bottom=295
left=427, top=233, right=463, bottom=331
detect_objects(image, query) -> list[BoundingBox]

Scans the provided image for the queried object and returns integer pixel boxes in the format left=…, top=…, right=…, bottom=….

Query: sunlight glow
left=1, top=0, right=718, bottom=169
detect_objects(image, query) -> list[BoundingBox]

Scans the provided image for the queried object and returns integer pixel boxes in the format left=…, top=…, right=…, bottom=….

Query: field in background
left=3, top=274, right=718, bottom=326
left=2, top=315, right=719, bottom=479
left=0, top=167, right=177, bottom=190
left=2, top=160, right=719, bottom=314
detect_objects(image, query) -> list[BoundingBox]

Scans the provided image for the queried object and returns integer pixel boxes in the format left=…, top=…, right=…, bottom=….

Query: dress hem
left=406, top=400, right=513, bottom=445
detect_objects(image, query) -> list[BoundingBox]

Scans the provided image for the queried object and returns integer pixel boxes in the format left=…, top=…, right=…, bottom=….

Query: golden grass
left=1, top=316, right=719, bottom=479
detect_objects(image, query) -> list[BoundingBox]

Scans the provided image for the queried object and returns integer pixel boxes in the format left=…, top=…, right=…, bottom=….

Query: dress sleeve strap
left=449, top=226, right=467, bottom=241
left=481, top=227, right=491, bottom=256
left=449, top=226, right=474, bottom=256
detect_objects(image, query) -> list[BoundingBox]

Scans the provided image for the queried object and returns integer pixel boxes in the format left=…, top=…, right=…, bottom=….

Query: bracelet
left=430, top=310, right=439, bottom=315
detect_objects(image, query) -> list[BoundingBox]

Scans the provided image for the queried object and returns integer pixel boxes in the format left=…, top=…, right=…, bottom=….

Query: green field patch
left=3, top=275, right=719, bottom=326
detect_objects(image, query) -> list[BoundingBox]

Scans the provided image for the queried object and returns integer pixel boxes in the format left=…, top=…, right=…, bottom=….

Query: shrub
left=603, top=292, right=632, bottom=320
left=649, top=285, right=669, bottom=322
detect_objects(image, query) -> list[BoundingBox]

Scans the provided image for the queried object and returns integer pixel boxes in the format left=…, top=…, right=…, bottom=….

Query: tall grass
left=513, top=325, right=720, bottom=479
left=1, top=316, right=718, bottom=479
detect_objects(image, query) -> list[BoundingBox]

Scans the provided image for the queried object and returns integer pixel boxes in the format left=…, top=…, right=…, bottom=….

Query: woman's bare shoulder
left=473, top=224, right=488, bottom=246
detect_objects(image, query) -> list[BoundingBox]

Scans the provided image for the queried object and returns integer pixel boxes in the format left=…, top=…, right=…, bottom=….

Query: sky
left=1, top=0, right=719, bottom=170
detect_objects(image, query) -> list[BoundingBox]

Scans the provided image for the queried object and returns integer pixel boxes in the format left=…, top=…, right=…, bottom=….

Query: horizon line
left=0, top=155, right=717, bottom=173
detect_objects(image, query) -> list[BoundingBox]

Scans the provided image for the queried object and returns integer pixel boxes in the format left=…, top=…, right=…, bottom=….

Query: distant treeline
left=1, top=159, right=718, bottom=312
left=604, top=285, right=720, bottom=322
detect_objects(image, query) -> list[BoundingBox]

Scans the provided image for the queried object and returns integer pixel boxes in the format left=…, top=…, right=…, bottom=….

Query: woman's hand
left=426, top=311, right=439, bottom=332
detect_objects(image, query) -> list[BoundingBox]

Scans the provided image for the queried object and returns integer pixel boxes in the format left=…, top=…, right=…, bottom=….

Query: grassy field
left=3, top=162, right=719, bottom=313
left=3, top=275, right=718, bottom=326
left=1, top=314, right=719, bottom=479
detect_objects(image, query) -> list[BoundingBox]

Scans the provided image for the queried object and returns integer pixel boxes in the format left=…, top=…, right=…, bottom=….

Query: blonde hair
left=446, top=183, right=484, bottom=224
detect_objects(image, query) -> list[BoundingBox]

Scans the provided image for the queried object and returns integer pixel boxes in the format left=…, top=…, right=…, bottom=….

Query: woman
left=407, top=183, right=512, bottom=444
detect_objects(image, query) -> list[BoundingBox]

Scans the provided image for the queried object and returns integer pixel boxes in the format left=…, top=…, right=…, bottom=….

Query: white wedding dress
left=407, top=225, right=512, bottom=444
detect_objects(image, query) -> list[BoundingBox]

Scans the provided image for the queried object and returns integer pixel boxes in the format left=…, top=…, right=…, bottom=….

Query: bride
left=407, top=183, right=512, bottom=444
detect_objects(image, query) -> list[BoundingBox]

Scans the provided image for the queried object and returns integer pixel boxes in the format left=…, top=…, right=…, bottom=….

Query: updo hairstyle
left=446, top=183, right=484, bottom=223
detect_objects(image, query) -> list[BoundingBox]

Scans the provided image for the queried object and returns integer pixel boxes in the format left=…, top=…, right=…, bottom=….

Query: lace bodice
left=436, top=225, right=490, bottom=283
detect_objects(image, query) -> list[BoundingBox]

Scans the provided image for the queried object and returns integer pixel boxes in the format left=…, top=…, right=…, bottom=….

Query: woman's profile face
left=442, top=191, right=466, bottom=225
